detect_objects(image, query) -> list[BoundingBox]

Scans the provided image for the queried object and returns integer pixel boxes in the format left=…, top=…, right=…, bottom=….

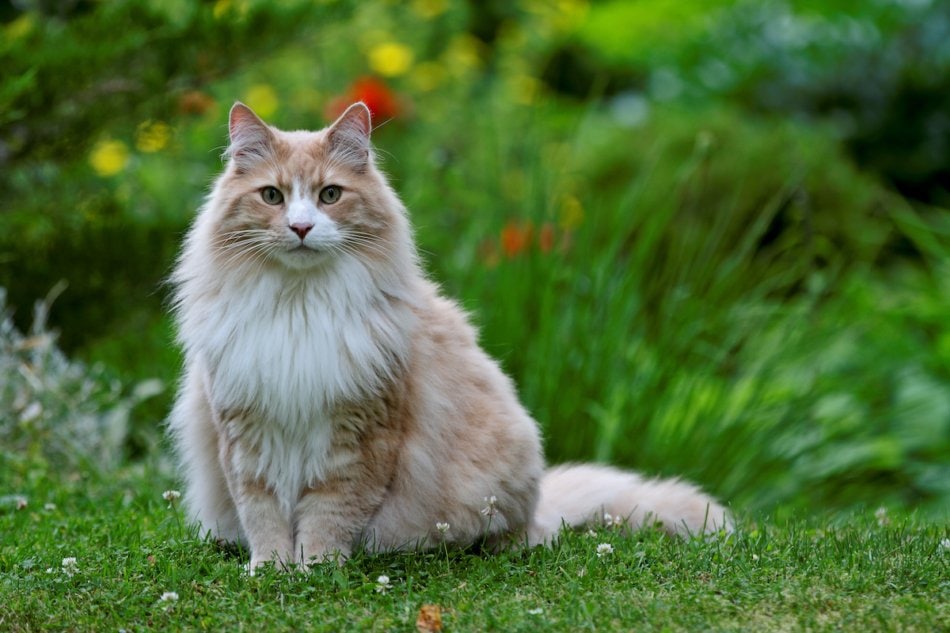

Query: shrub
left=0, top=285, right=162, bottom=473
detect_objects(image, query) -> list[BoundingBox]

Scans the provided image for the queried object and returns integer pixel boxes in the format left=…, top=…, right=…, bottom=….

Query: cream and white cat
left=168, top=102, right=730, bottom=570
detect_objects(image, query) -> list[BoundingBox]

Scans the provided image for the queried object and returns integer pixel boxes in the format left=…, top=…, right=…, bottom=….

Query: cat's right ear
left=227, top=102, right=273, bottom=171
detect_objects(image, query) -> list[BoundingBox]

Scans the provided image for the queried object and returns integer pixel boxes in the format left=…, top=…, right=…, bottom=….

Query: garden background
left=1, top=0, right=948, bottom=629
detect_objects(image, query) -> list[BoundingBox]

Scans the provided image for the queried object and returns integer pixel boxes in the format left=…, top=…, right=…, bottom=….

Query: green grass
left=1, top=465, right=947, bottom=632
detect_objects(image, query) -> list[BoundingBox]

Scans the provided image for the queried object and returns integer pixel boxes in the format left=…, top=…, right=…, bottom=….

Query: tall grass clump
left=386, top=96, right=950, bottom=520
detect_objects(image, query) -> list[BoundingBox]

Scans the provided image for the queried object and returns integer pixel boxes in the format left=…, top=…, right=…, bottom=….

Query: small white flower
left=15, top=497, right=27, bottom=511
left=162, top=490, right=181, bottom=503
left=875, top=507, right=890, bottom=527
left=586, top=529, right=597, bottom=538
left=752, top=554, right=760, bottom=562
left=596, top=543, right=614, bottom=558
left=375, top=574, right=393, bottom=593
left=43, top=503, right=57, bottom=511
left=19, top=401, right=42, bottom=423
left=481, top=495, right=498, bottom=518
left=61, top=557, right=78, bottom=577
left=160, top=591, right=179, bottom=602
left=45, top=567, right=54, bottom=574
left=435, top=522, right=450, bottom=535
left=603, top=512, right=612, bottom=523
left=527, top=607, right=544, bottom=615
left=939, top=538, right=950, bottom=551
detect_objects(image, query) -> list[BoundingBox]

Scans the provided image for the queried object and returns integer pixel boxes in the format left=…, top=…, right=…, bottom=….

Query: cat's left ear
left=326, top=102, right=372, bottom=172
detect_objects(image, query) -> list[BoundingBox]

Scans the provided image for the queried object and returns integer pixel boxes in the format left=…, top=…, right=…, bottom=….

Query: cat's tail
left=527, top=464, right=731, bottom=546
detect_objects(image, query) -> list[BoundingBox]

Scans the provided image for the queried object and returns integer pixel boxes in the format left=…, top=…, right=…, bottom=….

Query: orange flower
left=538, top=222, right=555, bottom=253
left=501, top=221, right=533, bottom=258
left=178, top=90, right=215, bottom=115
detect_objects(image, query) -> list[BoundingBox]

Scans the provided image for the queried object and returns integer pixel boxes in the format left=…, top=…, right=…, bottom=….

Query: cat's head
left=207, top=102, right=409, bottom=273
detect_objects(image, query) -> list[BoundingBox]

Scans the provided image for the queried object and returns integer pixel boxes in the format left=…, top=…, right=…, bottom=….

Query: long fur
left=168, top=102, right=730, bottom=570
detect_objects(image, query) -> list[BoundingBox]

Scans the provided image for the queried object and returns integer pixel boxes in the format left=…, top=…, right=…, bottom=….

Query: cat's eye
left=261, top=186, right=284, bottom=205
left=319, top=185, right=342, bottom=205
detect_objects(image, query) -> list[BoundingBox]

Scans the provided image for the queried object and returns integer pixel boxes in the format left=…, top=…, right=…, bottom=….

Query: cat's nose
left=289, top=222, right=313, bottom=240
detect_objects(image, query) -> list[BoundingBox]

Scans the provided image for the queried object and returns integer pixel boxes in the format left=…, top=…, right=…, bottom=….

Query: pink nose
left=290, top=223, right=313, bottom=239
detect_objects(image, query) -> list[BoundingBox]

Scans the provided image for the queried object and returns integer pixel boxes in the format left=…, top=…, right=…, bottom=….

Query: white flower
left=596, top=543, right=614, bottom=558
left=160, top=591, right=179, bottom=602
left=752, top=554, right=760, bottom=562
left=19, top=401, right=42, bottom=423
left=435, top=522, right=450, bottom=535
left=43, top=503, right=57, bottom=511
left=586, top=529, right=597, bottom=538
left=527, top=607, right=544, bottom=615
left=162, top=490, right=181, bottom=503
left=61, top=557, right=78, bottom=577
left=481, top=495, right=498, bottom=518
left=939, top=538, right=950, bottom=551
left=375, top=574, right=393, bottom=593
left=16, top=497, right=27, bottom=511
left=875, top=507, right=890, bottom=527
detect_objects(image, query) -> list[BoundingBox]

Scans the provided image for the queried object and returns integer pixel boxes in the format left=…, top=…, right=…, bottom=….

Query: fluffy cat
left=168, top=102, right=730, bottom=570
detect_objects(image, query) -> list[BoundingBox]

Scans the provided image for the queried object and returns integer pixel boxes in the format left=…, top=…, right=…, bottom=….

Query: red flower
left=325, top=76, right=402, bottom=125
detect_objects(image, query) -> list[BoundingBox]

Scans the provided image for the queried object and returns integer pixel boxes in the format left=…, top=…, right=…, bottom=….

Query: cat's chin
left=272, top=246, right=334, bottom=271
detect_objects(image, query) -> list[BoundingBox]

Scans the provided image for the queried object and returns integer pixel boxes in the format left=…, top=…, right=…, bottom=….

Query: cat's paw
left=297, top=545, right=349, bottom=568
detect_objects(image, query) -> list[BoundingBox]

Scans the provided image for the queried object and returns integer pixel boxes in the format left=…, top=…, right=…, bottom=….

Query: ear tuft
left=227, top=102, right=273, bottom=169
left=326, top=102, right=372, bottom=171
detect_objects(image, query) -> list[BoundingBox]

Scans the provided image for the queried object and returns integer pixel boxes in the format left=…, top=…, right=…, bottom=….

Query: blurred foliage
left=0, top=0, right=947, bottom=519
left=569, top=0, right=950, bottom=206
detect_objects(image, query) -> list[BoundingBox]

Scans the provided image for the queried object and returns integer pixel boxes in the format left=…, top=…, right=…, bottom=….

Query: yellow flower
left=135, top=120, right=171, bottom=153
left=4, top=13, right=34, bottom=41
left=89, top=139, right=130, bottom=177
left=213, top=0, right=249, bottom=19
left=243, top=84, right=279, bottom=119
left=409, top=61, right=445, bottom=92
left=559, top=194, right=584, bottom=230
left=443, top=34, right=484, bottom=78
left=508, top=74, right=543, bottom=105
left=368, top=42, right=414, bottom=77
left=411, top=0, right=448, bottom=19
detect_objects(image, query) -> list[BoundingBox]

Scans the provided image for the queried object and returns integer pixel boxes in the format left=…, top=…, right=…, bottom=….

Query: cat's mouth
left=275, top=241, right=335, bottom=270
left=287, top=240, right=326, bottom=253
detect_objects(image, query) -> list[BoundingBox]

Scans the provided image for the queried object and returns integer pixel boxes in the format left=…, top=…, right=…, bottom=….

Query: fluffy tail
left=527, top=464, right=731, bottom=546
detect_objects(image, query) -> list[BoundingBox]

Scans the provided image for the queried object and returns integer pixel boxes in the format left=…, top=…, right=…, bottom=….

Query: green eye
left=261, top=186, right=283, bottom=205
left=319, top=185, right=341, bottom=204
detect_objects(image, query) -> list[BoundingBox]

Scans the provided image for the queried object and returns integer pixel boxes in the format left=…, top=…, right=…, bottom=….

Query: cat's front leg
left=294, top=475, right=389, bottom=566
left=216, top=419, right=294, bottom=571
left=294, top=485, right=360, bottom=566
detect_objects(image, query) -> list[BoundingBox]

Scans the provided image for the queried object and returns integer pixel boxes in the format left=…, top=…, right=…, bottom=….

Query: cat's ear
left=227, top=102, right=274, bottom=170
left=326, top=102, right=372, bottom=172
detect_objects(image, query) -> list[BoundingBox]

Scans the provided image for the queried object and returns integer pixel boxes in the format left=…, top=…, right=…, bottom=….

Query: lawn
left=1, top=466, right=947, bottom=632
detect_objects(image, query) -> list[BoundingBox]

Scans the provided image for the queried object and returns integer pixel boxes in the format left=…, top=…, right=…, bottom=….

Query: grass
left=1, top=465, right=947, bottom=632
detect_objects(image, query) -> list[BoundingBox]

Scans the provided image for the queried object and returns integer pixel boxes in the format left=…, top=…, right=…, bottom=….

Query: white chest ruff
left=181, top=260, right=409, bottom=505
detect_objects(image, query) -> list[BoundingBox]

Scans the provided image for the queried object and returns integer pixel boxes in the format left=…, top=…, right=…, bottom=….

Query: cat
left=168, top=101, right=730, bottom=571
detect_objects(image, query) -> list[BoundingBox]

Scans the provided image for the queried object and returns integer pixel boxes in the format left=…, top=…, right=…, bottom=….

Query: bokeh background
left=2, top=0, right=948, bottom=521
